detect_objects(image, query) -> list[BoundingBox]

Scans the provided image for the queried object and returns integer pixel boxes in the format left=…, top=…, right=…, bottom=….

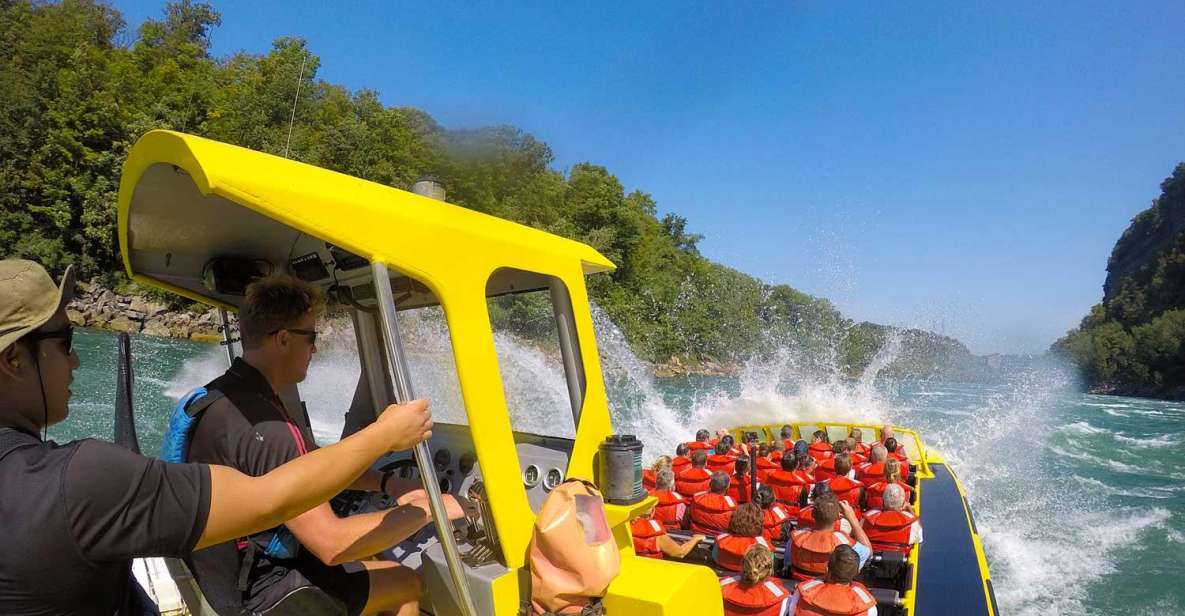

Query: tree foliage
left=2, top=0, right=972, bottom=373
left=1053, top=164, right=1185, bottom=396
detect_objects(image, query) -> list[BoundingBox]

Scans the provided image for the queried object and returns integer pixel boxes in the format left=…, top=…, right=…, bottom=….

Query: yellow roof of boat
left=117, top=130, right=614, bottom=306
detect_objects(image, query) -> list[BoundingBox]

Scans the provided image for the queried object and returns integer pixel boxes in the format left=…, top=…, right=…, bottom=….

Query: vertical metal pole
left=370, top=262, right=478, bottom=616
left=549, top=280, right=586, bottom=426
left=218, top=308, right=236, bottom=366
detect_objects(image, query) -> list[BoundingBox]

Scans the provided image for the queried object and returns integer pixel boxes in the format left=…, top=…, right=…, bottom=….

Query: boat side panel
left=915, top=463, right=996, bottom=616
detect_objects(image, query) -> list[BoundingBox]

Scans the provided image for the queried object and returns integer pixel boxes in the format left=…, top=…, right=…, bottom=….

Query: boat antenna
left=283, top=53, right=307, bottom=158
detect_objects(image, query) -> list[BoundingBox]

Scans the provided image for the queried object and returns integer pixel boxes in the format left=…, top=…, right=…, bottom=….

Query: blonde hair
left=651, top=455, right=672, bottom=472
left=741, top=544, right=774, bottom=585
left=884, top=458, right=902, bottom=484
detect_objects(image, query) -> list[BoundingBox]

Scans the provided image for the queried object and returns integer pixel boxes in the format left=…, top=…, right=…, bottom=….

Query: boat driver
left=183, top=273, right=470, bottom=616
left=0, top=259, right=438, bottom=616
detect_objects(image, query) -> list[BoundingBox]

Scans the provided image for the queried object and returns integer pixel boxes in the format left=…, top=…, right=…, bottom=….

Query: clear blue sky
left=113, top=1, right=1185, bottom=354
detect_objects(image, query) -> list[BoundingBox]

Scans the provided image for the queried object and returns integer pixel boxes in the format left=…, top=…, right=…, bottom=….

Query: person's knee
left=366, top=562, right=422, bottom=610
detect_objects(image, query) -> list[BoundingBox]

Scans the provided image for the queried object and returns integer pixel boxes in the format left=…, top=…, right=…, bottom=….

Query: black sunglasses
left=271, top=328, right=317, bottom=345
left=26, top=325, right=74, bottom=354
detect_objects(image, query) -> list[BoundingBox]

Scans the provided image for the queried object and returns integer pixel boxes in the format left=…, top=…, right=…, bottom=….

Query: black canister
left=599, top=434, right=644, bottom=505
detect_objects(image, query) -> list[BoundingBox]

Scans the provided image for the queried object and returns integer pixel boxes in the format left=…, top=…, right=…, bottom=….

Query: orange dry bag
left=529, top=480, right=621, bottom=615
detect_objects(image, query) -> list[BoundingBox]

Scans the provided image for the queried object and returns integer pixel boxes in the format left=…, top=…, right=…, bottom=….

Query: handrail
left=371, top=262, right=478, bottom=616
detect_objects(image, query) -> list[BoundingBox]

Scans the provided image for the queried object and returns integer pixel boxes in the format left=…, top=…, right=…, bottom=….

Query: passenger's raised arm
left=196, top=399, right=433, bottom=550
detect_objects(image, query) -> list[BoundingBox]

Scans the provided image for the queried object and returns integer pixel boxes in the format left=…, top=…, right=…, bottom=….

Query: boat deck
left=914, top=463, right=998, bottom=616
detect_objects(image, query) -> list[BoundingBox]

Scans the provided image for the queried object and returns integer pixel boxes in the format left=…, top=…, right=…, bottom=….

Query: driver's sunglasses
left=272, top=328, right=317, bottom=346
left=26, top=325, right=74, bottom=354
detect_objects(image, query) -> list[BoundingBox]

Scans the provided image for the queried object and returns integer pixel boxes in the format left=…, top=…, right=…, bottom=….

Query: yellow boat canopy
left=117, top=130, right=614, bottom=309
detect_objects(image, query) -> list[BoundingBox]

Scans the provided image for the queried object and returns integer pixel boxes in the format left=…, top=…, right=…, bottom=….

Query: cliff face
left=1103, top=164, right=1185, bottom=325
left=1053, top=163, right=1185, bottom=399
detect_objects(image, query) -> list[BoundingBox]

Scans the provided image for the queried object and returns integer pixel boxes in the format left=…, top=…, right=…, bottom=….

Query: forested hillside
left=1053, top=164, right=1185, bottom=398
left=1, top=0, right=981, bottom=378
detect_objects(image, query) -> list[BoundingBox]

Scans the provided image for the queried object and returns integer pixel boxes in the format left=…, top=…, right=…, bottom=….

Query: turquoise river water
left=51, top=327, right=1185, bottom=615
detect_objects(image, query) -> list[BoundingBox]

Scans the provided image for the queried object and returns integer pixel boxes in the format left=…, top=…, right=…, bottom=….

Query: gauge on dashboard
left=434, top=448, right=451, bottom=472
left=543, top=467, right=564, bottom=491
left=522, top=464, right=541, bottom=488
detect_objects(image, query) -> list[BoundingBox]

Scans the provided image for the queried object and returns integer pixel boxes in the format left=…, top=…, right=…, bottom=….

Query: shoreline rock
left=67, top=280, right=224, bottom=344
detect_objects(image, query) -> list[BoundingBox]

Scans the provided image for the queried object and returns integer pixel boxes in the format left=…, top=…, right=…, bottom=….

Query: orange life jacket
left=652, top=489, right=686, bottom=530
left=849, top=452, right=867, bottom=466
left=826, top=476, right=864, bottom=512
left=688, top=492, right=736, bottom=536
left=888, top=449, right=909, bottom=464
left=783, top=439, right=797, bottom=452
left=708, top=453, right=737, bottom=474
left=858, top=459, right=910, bottom=484
left=862, top=509, right=917, bottom=554
left=814, top=457, right=838, bottom=482
left=755, top=456, right=777, bottom=481
left=720, top=575, right=791, bottom=616
left=672, top=455, right=692, bottom=475
left=764, top=469, right=807, bottom=504
left=686, top=441, right=712, bottom=451
left=789, top=529, right=856, bottom=580
left=675, top=467, right=712, bottom=498
left=807, top=441, right=834, bottom=461
left=727, top=473, right=754, bottom=504
left=863, top=480, right=912, bottom=510
left=643, top=468, right=657, bottom=492
left=630, top=517, right=666, bottom=559
left=854, top=441, right=872, bottom=457
left=714, top=533, right=771, bottom=572
left=762, top=502, right=793, bottom=542
left=794, top=578, right=877, bottom=616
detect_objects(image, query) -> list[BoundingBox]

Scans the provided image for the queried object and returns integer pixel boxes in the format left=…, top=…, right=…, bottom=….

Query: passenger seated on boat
left=883, top=437, right=909, bottom=465
left=824, top=454, right=864, bottom=513
left=687, top=429, right=714, bottom=451
left=808, top=430, right=833, bottom=461
left=787, top=545, right=878, bottom=616
left=861, top=484, right=922, bottom=556
left=879, top=425, right=896, bottom=444
left=652, top=468, right=689, bottom=529
left=756, top=443, right=778, bottom=481
left=644, top=455, right=671, bottom=493
left=715, top=503, right=773, bottom=572
left=709, top=440, right=738, bottom=473
left=765, top=450, right=809, bottom=504
left=796, top=485, right=853, bottom=534
left=720, top=544, right=792, bottom=616
left=856, top=445, right=909, bottom=484
left=784, top=497, right=872, bottom=582
left=728, top=455, right=755, bottom=504
left=845, top=437, right=868, bottom=465
left=781, top=425, right=795, bottom=451
left=813, top=441, right=851, bottom=482
left=685, top=471, right=738, bottom=536
left=631, top=515, right=704, bottom=560
left=797, top=452, right=818, bottom=484
left=849, top=428, right=872, bottom=458
left=862, top=458, right=913, bottom=511
left=755, top=485, right=794, bottom=542
left=676, top=449, right=713, bottom=497
left=672, top=443, right=693, bottom=476
left=770, top=439, right=785, bottom=462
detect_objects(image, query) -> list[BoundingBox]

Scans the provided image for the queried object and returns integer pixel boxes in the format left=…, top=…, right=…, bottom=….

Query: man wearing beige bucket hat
left=0, top=259, right=438, bottom=615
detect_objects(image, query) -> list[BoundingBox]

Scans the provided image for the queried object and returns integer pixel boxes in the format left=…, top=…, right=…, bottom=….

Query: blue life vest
left=163, top=387, right=299, bottom=560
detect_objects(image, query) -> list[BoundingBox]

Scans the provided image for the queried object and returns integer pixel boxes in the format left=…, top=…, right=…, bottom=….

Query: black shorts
left=245, top=550, right=371, bottom=616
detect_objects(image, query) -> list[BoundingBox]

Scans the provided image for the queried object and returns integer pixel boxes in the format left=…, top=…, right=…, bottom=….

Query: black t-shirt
left=187, top=358, right=317, bottom=478
left=0, top=428, right=211, bottom=616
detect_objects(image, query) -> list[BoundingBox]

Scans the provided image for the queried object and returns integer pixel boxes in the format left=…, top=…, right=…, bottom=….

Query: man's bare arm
left=195, top=399, right=433, bottom=550
left=286, top=495, right=469, bottom=566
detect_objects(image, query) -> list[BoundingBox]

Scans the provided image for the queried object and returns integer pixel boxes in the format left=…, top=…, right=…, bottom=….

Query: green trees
left=2, top=0, right=974, bottom=375
left=1053, top=164, right=1185, bottom=397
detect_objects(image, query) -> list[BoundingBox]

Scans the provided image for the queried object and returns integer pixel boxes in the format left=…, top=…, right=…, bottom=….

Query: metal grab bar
left=370, top=261, right=478, bottom=616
